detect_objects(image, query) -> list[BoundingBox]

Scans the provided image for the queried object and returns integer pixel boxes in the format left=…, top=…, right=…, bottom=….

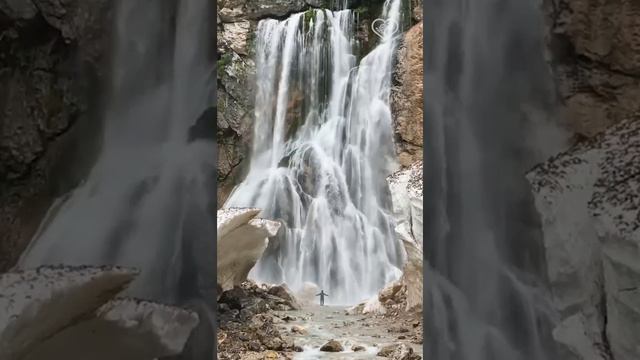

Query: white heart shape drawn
left=371, top=18, right=399, bottom=38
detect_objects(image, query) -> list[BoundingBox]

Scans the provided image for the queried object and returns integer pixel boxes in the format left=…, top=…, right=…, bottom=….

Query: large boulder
left=527, top=118, right=640, bottom=360
left=216, top=208, right=281, bottom=292
left=320, top=339, right=344, bottom=352
left=0, top=265, right=198, bottom=359
left=267, top=283, right=301, bottom=310
left=24, top=298, right=199, bottom=360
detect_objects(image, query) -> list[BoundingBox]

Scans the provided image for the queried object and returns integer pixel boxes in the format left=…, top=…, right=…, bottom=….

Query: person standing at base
left=316, top=290, right=328, bottom=306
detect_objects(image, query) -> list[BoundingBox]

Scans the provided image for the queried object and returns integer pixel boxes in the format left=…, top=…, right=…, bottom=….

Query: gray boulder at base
left=0, top=265, right=199, bottom=360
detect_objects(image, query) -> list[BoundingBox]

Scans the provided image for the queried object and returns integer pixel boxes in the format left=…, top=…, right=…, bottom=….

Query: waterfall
left=17, top=0, right=216, bottom=311
left=424, top=0, right=561, bottom=359
left=225, top=0, right=405, bottom=304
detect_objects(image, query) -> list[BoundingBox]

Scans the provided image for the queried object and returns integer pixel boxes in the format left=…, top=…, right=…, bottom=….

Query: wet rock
left=294, top=345, right=304, bottom=352
left=352, top=345, right=366, bottom=352
left=319, top=339, right=344, bottom=352
left=219, top=287, right=250, bottom=310
left=378, top=343, right=420, bottom=359
left=378, top=344, right=396, bottom=357
left=268, top=283, right=301, bottom=310
left=290, top=325, right=307, bottom=335
left=263, top=337, right=284, bottom=351
left=248, top=340, right=261, bottom=351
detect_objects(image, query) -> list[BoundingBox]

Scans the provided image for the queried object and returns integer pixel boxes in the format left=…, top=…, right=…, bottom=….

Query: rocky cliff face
left=0, top=0, right=111, bottom=271
left=544, top=0, right=640, bottom=137
left=535, top=1, right=640, bottom=359
left=380, top=3, right=424, bottom=316
left=528, top=118, right=640, bottom=360
left=392, top=19, right=423, bottom=168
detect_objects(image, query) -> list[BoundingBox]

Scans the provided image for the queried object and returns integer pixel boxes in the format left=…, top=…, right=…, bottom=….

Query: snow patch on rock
left=0, top=265, right=199, bottom=360
left=217, top=208, right=281, bottom=292
left=388, top=162, right=424, bottom=252
left=0, top=265, right=138, bottom=360
left=527, top=118, right=640, bottom=360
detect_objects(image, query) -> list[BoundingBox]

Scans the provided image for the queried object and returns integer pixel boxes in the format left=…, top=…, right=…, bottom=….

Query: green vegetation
left=354, top=5, right=369, bottom=16
left=217, top=53, right=232, bottom=74
left=304, top=9, right=317, bottom=27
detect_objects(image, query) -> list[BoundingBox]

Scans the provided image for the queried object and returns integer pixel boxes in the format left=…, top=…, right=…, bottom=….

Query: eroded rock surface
left=392, top=21, right=424, bottom=167
left=0, top=0, right=112, bottom=272
left=0, top=265, right=198, bottom=360
left=217, top=281, right=301, bottom=359
left=544, top=0, right=640, bottom=137
left=527, top=118, right=640, bottom=360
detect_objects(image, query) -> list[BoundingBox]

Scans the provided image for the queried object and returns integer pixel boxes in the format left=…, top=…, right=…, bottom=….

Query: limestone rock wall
left=538, top=1, right=640, bottom=359
left=528, top=119, right=640, bottom=360
left=544, top=0, right=640, bottom=137
left=0, top=0, right=112, bottom=271
left=392, top=20, right=423, bottom=168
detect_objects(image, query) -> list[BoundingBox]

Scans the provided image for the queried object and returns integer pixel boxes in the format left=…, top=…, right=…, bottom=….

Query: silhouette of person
left=316, top=290, right=328, bottom=306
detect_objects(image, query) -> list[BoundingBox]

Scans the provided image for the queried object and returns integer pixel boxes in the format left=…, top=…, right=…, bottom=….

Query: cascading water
left=225, top=0, right=405, bottom=304
left=17, top=0, right=216, bottom=357
left=424, top=0, right=563, bottom=359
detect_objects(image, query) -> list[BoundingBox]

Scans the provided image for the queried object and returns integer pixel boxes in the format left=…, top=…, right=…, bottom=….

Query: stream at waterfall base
left=220, top=303, right=423, bottom=360
left=283, top=305, right=422, bottom=359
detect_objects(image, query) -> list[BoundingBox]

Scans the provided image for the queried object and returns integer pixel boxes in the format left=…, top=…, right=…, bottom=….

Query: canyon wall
left=544, top=0, right=640, bottom=137
left=0, top=0, right=112, bottom=271
left=531, top=1, right=640, bottom=359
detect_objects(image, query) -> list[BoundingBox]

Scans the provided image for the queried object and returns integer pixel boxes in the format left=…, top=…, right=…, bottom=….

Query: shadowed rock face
left=0, top=0, right=112, bottom=272
left=544, top=0, right=640, bottom=137
left=0, top=265, right=199, bottom=360
left=527, top=118, right=640, bottom=360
